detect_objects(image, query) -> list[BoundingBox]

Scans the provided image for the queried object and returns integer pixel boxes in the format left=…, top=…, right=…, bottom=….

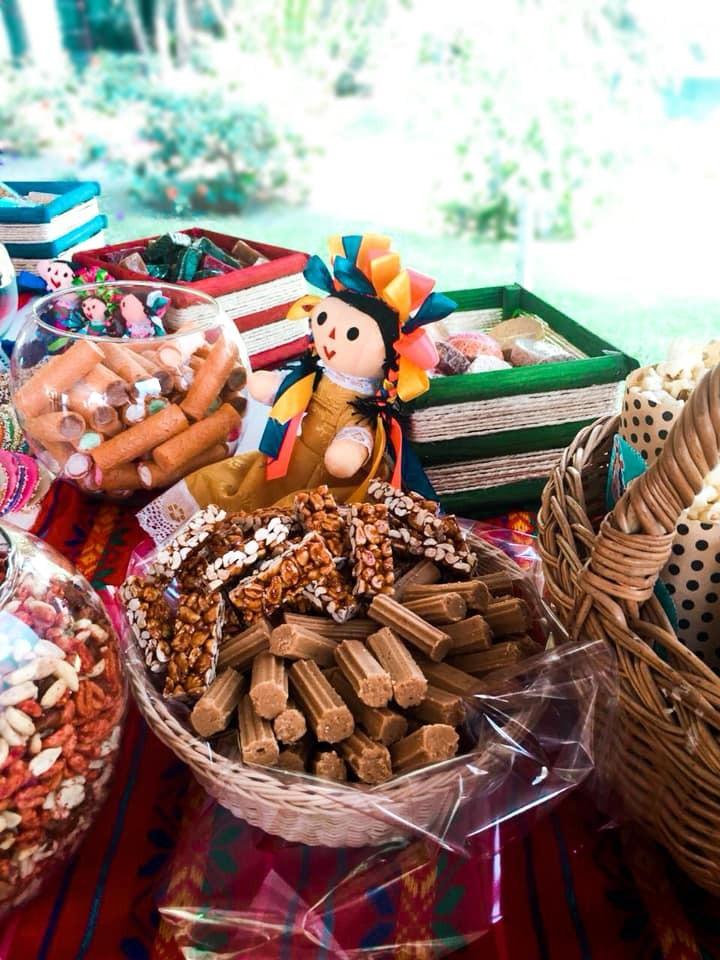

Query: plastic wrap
left=150, top=637, right=613, bottom=959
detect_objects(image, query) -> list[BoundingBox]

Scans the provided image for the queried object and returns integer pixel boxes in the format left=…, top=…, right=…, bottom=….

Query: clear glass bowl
left=0, top=522, right=126, bottom=913
left=10, top=280, right=249, bottom=497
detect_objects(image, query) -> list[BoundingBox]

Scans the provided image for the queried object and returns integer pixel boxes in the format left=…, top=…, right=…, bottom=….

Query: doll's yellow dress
left=183, top=373, right=389, bottom=513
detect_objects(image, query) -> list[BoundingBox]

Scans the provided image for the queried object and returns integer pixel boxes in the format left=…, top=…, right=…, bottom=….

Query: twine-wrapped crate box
left=0, top=180, right=107, bottom=270
left=75, top=228, right=309, bottom=370
left=411, top=283, right=638, bottom=515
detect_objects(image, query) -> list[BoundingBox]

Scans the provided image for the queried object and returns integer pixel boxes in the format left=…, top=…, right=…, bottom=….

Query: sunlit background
left=1, top=0, right=718, bottom=362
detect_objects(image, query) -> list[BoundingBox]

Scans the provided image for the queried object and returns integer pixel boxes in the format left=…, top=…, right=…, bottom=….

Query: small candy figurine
left=119, top=291, right=167, bottom=338
left=141, top=234, right=456, bottom=532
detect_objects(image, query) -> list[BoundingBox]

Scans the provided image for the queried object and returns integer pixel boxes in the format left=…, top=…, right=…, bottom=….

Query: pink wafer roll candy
left=91, top=403, right=188, bottom=472
left=15, top=340, right=103, bottom=418
left=152, top=404, right=240, bottom=473
left=136, top=442, right=229, bottom=490
left=181, top=334, right=239, bottom=421
left=27, top=411, right=86, bottom=445
left=100, top=342, right=149, bottom=384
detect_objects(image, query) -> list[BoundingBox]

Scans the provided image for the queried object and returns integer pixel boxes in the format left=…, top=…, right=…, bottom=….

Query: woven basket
left=125, top=534, right=542, bottom=847
left=538, top=364, right=720, bottom=893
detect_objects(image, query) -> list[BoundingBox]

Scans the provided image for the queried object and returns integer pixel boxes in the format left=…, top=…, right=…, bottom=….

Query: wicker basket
left=125, top=534, right=541, bottom=847
left=538, top=364, right=720, bottom=893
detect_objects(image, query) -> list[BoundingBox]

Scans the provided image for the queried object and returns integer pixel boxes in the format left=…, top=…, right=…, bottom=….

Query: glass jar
left=10, top=280, right=249, bottom=497
left=0, top=522, right=126, bottom=913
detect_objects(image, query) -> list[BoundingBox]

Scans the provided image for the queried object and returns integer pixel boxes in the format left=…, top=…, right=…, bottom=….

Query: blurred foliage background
left=1, top=0, right=718, bottom=362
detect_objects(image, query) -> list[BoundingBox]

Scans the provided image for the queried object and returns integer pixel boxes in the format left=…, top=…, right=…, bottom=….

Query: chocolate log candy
left=277, top=738, right=311, bottom=772
left=366, top=627, right=427, bottom=708
left=229, top=533, right=334, bottom=621
left=163, top=591, right=224, bottom=701
left=153, top=403, right=241, bottom=473
left=484, top=597, right=532, bottom=636
left=368, top=594, right=451, bottom=662
left=289, top=658, right=354, bottom=743
left=225, top=364, right=248, bottom=393
left=217, top=619, right=272, bottom=671
left=312, top=748, right=347, bottom=782
left=444, top=616, right=492, bottom=654
left=477, top=571, right=515, bottom=597
left=15, top=340, right=104, bottom=418
left=338, top=730, right=392, bottom=784
left=402, top=592, right=467, bottom=624
left=448, top=639, right=538, bottom=676
left=270, top=623, right=337, bottom=668
left=283, top=612, right=375, bottom=640
left=294, top=485, right=348, bottom=556
left=237, top=695, right=279, bottom=766
left=334, top=639, right=392, bottom=708
left=417, top=659, right=485, bottom=696
left=402, top=580, right=490, bottom=612
left=190, top=668, right=245, bottom=737
left=249, top=652, right=288, bottom=719
left=96, top=461, right=140, bottom=493
left=181, top=334, right=239, bottom=421
left=390, top=724, right=459, bottom=773
left=411, top=684, right=465, bottom=727
left=348, top=502, right=394, bottom=597
left=392, top=560, right=441, bottom=600
left=91, top=403, right=188, bottom=472
left=273, top=700, right=307, bottom=744
left=325, top=667, right=407, bottom=746
left=82, top=364, right=130, bottom=407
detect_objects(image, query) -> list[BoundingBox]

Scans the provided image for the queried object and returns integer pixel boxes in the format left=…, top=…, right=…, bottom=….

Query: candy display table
left=0, top=481, right=714, bottom=959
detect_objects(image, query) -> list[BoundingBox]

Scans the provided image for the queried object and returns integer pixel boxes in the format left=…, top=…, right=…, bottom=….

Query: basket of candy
left=10, top=280, right=249, bottom=498
left=410, top=283, right=637, bottom=515
left=74, top=229, right=309, bottom=369
left=118, top=482, right=606, bottom=848
left=0, top=522, right=125, bottom=913
left=538, top=362, right=720, bottom=894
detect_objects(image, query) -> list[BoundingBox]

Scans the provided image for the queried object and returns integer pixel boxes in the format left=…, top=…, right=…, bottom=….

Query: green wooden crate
left=409, top=283, right=637, bottom=516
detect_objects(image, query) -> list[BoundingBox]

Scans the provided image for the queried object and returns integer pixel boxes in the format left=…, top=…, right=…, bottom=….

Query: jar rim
left=31, top=279, right=222, bottom=344
left=0, top=523, right=19, bottom=606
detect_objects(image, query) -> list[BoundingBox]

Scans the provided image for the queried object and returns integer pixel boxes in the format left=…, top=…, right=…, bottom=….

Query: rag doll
left=137, top=234, right=455, bottom=538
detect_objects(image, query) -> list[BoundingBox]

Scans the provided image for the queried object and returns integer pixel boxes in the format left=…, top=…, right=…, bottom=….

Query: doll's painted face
left=82, top=297, right=107, bottom=324
left=310, top=298, right=387, bottom=379
left=38, top=259, right=75, bottom=292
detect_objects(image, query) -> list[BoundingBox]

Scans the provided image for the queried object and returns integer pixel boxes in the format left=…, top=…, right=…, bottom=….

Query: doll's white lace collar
left=319, top=363, right=379, bottom=396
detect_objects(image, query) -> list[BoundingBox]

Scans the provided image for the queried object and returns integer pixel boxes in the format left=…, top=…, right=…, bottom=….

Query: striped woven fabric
left=0, top=482, right=713, bottom=960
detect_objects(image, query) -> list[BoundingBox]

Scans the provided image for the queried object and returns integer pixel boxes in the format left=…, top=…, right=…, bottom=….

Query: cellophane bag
left=154, top=636, right=613, bottom=959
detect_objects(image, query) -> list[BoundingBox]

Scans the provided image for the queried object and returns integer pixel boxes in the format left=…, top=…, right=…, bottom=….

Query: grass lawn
left=100, top=198, right=715, bottom=367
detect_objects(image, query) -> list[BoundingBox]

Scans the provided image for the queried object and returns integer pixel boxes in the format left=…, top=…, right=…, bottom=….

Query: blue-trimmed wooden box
left=0, top=181, right=107, bottom=268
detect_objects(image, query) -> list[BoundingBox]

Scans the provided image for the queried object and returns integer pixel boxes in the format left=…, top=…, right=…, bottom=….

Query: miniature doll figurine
left=81, top=296, right=110, bottom=335
left=36, top=259, right=75, bottom=292
left=138, top=234, right=456, bottom=536
left=119, top=291, right=167, bottom=338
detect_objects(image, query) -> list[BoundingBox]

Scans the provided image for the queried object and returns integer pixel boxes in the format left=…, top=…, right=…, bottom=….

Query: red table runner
left=2, top=482, right=718, bottom=959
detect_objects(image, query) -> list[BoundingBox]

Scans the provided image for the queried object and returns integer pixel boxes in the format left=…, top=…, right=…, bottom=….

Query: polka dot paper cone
left=620, top=367, right=684, bottom=466
left=662, top=519, right=720, bottom=670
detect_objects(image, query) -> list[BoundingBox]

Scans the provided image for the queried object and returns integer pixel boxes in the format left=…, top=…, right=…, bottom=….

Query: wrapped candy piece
left=447, top=331, right=503, bottom=361
left=468, top=355, right=512, bottom=374
left=435, top=340, right=471, bottom=376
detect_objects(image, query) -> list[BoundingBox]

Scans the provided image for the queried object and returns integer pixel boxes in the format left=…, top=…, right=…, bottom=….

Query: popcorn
left=631, top=337, right=720, bottom=405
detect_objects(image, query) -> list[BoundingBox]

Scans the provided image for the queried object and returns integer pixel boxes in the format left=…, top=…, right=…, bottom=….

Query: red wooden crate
left=74, top=228, right=311, bottom=369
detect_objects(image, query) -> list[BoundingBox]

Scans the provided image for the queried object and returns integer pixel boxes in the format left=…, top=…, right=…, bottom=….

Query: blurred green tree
left=431, top=0, right=673, bottom=240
